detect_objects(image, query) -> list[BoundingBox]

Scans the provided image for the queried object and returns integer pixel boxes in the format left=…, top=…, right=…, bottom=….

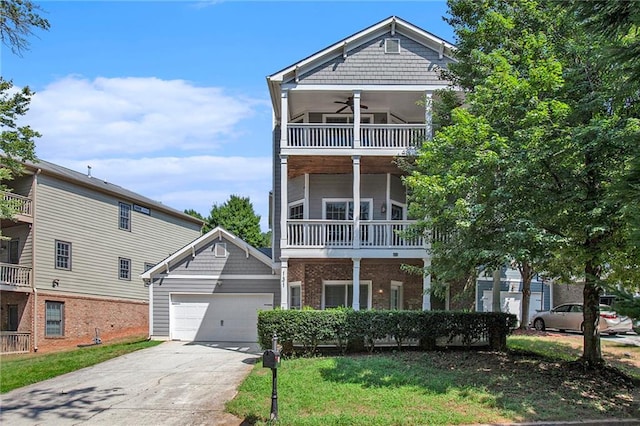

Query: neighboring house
left=0, top=160, right=203, bottom=353
left=476, top=268, right=552, bottom=324
left=267, top=16, right=457, bottom=311
left=141, top=227, right=279, bottom=342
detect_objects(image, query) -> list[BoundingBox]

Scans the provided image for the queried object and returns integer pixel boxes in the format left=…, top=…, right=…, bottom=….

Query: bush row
left=257, top=309, right=517, bottom=354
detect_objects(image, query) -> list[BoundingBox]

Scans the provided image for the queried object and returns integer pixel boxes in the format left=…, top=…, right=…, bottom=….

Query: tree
left=1, top=0, right=48, bottom=230
left=207, top=195, right=267, bottom=248
left=0, top=0, right=50, bottom=55
left=407, top=0, right=639, bottom=364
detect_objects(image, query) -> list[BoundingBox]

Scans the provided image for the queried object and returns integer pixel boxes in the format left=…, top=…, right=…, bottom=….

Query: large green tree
left=207, top=195, right=267, bottom=248
left=407, top=0, right=638, bottom=364
left=1, top=0, right=48, bottom=230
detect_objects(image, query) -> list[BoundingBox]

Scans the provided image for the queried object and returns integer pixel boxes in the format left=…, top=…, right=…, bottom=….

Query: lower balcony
left=286, top=220, right=424, bottom=248
left=0, top=332, right=31, bottom=354
left=0, top=263, right=32, bottom=288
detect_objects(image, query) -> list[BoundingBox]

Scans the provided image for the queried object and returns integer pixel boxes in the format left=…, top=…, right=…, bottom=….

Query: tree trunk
left=492, top=268, right=502, bottom=312
left=582, top=260, right=602, bottom=364
left=519, top=262, right=533, bottom=330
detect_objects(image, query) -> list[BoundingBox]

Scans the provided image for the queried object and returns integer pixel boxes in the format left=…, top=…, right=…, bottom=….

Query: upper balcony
left=286, top=124, right=426, bottom=152
left=1, top=191, right=33, bottom=224
left=0, top=263, right=32, bottom=289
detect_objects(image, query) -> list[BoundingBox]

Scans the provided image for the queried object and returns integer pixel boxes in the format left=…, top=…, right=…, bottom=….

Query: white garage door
left=482, top=291, right=542, bottom=324
left=170, top=293, right=273, bottom=342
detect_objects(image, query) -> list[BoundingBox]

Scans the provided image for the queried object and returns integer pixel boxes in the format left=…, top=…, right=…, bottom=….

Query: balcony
left=286, top=124, right=426, bottom=150
left=286, top=220, right=424, bottom=248
left=0, top=332, right=31, bottom=354
left=0, top=263, right=32, bottom=288
left=1, top=191, right=33, bottom=222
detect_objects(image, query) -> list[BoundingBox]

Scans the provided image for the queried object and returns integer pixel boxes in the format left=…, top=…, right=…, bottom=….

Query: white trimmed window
left=45, top=301, right=64, bottom=336
left=289, top=201, right=304, bottom=219
left=322, top=280, right=372, bottom=310
left=289, top=282, right=302, bottom=309
left=390, top=201, right=406, bottom=221
left=55, top=240, right=71, bottom=270
left=323, top=199, right=372, bottom=220
left=390, top=281, right=403, bottom=310
left=119, top=257, right=131, bottom=280
left=119, top=202, right=131, bottom=231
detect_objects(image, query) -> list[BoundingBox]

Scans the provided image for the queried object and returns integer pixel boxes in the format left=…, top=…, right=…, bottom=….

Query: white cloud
left=26, top=75, right=274, bottom=230
left=29, top=75, right=265, bottom=158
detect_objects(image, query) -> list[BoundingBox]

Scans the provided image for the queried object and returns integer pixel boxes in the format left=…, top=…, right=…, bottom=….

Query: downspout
left=32, top=168, right=41, bottom=352
left=147, top=279, right=153, bottom=340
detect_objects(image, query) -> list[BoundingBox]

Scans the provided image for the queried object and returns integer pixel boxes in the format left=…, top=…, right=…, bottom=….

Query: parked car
left=530, top=303, right=633, bottom=335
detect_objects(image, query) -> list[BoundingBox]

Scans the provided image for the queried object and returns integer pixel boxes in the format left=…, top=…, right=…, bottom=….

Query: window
left=289, top=202, right=304, bottom=219
left=289, top=282, right=301, bottom=309
left=45, top=301, right=64, bottom=336
left=119, top=202, right=131, bottom=231
left=385, top=38, right=401, bottom=54
left=214, top=243, right=227, bottom=257
left=391, top=203, right=405, bottom=221
left=119, top=257, right=131, bottom=280
left=323, top=114, right=373, bottom=124
left=323, top=281, right=371, bottom=309
left=55, top=240, right=71, bottom=270
left=8, top=239, right=19, bottom=264
left=390, top=281, right=403, bottom=310
left=323, top=200, right=371, bottom=220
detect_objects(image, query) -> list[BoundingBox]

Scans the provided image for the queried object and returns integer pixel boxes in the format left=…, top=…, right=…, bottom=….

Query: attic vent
left=214, top=243, right=227, bottom=258
left=385, top=38, right=400, bottom=54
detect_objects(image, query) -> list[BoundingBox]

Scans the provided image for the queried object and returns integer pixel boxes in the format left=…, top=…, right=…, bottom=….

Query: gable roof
left=140, top=226, right=274, bottom=280
left=17, top=158, right=203, bottom=226
left=267, top=16, right=456, bottom=104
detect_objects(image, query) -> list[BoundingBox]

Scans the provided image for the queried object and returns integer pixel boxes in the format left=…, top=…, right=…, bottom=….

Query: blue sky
left=3, top=1, right=454, bottom=230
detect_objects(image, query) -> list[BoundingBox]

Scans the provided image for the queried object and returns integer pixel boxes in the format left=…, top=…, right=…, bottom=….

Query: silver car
left=530, top=303, right=633, bottom=335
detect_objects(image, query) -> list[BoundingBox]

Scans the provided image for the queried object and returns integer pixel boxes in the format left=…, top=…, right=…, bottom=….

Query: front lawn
left=227, top=334, right=640, bottom=425
left=0, top=338, right=162, bottom=393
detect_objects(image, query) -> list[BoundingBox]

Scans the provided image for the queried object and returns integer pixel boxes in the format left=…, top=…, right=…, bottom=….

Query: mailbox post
left=262, top=333, right=280, bottom=421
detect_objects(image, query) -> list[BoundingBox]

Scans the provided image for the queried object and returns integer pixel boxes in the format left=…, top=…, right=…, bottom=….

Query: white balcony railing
left=1, top=191, right=33, bottom=217
left=286, top=220, right=423, bottom=248
left=360, top=124, right=426, bottom=149
left=0, top=263, right=32, bottom=287
left=286, top=124, right=426, bottom=149
left=0, top=332, right=31, bottom=354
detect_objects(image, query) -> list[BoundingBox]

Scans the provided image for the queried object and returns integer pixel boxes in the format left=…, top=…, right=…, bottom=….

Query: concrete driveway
left=0, top=341, right=262, bottom=425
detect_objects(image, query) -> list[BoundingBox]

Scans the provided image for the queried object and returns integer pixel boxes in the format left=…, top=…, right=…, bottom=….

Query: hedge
left=257, top=309, right=517, bottom=354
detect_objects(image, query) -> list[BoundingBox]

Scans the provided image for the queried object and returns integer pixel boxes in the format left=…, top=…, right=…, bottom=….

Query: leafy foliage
left=257, top=309, right=516, bottom=354
left=0, top=0, right=49, bottom=55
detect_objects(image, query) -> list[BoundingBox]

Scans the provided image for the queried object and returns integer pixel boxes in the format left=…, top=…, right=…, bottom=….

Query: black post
left=270, top=333, right=278, bottom=421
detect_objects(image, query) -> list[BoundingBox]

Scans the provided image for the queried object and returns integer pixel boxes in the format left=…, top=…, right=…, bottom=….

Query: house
left=0, top=160, right=203, bottom=353
left=141, top=227, right=279, bottom=342
left=267, top=16, right=457, bottom=311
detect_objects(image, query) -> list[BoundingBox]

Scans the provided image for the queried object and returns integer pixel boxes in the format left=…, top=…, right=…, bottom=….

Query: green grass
left=506, top=335, right=582, bottom=361
left=0, top=338, right=162, bottom=393
left=227, top=340, right=640, bottom=425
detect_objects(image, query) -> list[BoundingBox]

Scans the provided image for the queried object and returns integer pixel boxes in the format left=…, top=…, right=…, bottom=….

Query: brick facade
left=289, top=259, right=426, bottom=310
left=1, top=290, right=148, bottom=353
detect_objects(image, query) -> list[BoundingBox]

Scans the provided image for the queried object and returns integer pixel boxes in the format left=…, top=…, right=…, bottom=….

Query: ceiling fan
left=334, top=96, right=369, bottom=113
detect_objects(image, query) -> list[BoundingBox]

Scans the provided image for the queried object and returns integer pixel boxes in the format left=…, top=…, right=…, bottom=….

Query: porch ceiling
left=288, top=156, right=405, bottom=178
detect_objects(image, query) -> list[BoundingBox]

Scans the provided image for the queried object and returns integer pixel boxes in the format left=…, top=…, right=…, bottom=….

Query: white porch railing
left=0, top=332, right=31, bottom=354
left=360, top=124, right=426, bottom=148
left=286, top=220, right=423, bottom=248
left=1, top=191, right=33, bottom=217
left=0, top=263, right=32, bottom=287
left=286, top=124, right=427, bottom=149
left=287, top=124, right=353, bottom=148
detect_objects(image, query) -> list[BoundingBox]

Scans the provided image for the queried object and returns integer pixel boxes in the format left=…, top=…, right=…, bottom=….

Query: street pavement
left=0, top=341, right=262, bottom=425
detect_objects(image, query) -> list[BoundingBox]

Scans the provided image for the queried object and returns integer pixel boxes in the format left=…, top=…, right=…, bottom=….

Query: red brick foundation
left=30, top=292, right=148, bottom=353
left=288, top=259, right=426, bottom=310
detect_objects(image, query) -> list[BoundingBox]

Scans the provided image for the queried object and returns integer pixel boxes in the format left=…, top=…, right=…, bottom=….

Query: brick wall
left=1, top=291, right=32, bottom=333
left=34, top=292, right=148, bottom=353
left=290, top=259, right=425, bottom=310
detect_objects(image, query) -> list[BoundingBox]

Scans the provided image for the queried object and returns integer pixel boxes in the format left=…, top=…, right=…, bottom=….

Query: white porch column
left=425, top=92, right=433, bottom=140
left=280, top=155, right=288, bottom=249
left=280, top=90, right=289, bottom=147
left=352, top=258, right=361, bottom=311
left=280, top=259, right=289, bottom=309
left=353, top=90, right=361, bottom=148
left=422, top=257, right=432, bottom=310
left=352, top=155, right=361, bottom=248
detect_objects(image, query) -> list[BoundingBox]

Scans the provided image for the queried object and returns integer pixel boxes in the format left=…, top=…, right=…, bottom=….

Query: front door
left=8, top=304, right=18, bottom=331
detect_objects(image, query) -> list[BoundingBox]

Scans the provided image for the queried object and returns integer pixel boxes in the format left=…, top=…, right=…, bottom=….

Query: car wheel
left=534, top=319, right=545, bottom=331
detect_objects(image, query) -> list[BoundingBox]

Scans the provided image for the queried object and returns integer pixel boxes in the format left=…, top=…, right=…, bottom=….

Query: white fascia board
left=281, top=248, right=429, bottom=259
left=282, top=84, right=456, bottom=92
left=158, top=274, right=277, bottom=280
left=280, top=148, right=409, bottom=157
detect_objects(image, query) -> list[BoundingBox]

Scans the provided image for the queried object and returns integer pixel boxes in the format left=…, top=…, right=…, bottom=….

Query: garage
left=170, top=293, right=273, bottom=342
